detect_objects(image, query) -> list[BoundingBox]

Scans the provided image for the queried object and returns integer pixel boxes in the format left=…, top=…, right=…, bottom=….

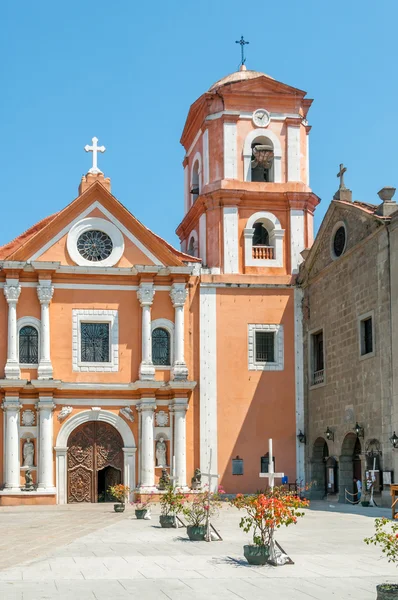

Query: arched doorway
left=311, top=437, right=329, bottom=498
left=67, top=421, right=124, bottom=503
left=339, top=433, right=361, bottom=502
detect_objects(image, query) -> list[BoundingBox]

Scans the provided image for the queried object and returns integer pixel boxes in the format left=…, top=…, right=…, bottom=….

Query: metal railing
left=312, top=369, right=324, bottom=385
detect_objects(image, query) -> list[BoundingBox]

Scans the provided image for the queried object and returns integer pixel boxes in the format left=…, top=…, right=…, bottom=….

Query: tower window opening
left=252, top=220, right=274, bottom=260
left=251, top=140, right=274, bottom=182
left=191, top=161, right=200, bottom=203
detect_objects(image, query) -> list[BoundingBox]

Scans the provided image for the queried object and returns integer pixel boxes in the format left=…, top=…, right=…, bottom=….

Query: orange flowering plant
left=183, top=485, right=225, bottom=527
left=108, top=484, right=131, bottom=504
left=231, top=488, right=309, bottom=547
left=364, top=517, right=398, bottom=563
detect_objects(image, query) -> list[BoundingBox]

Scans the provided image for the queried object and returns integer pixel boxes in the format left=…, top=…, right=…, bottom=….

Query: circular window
left=67, top=217, right=125, bottom=267
left=333, top=226, right=346, bottom=257
left=77, top=230, right=113, bottom=262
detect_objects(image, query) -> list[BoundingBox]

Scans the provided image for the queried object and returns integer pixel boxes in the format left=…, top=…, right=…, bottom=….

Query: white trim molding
left=244, top=211, right=285, bottom=268
left=72, top=309, right=119, bottom=372
left=223, top=207, right=239, bottom=274
left=203, top=129, right=210, bottom=186
left=290, top=209, right=305, bottom=274
left=287, top=125, right=301, bottom=182
left=248, top=324, right=284, bottom=371
left=17, top=316, right=41, bottom=368
left=199, top=286, right=218, bottom=489
left=67, top=217, right=124, bottom=267
left=151, top=318, right=174, bottom=369
left=55, top=408, right=136, bottom=504
left=223, top=121, right=237, bottom=179
left=199, top=213, right=207, bottom=265
left=243, top=128, right=282, bottom=183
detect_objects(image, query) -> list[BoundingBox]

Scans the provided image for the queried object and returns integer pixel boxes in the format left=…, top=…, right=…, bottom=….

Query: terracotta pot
left=114, top=503, right=125, bottom=513
left=159, top=515, right=176, bottom=528
left=377, top=584, right=398, bottom=599
left=243, top=544, right=270, bottom=565
left=187, top=525, right=206, bottom=541
left=135, top=509, right=148, bottom=519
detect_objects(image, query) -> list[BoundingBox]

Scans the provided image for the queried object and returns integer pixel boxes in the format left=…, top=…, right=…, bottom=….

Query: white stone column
left=137, top=283, right=155, bottom=381
left=4, top=282, right=21, bottom=379
left=2, top=397, right=21, bottom=490
left=37, top=397, right=55, bottom=491
left=55, top=446, right=68, bottom=504
left=37, top=282, right=54, bottom=380
left=170, top=284, right=188, bottom=381
left=137, top=400, right=156, bottom=490
left=171, top=399, right=189, bottom=489
left=123, top=447, right=137, bottom=500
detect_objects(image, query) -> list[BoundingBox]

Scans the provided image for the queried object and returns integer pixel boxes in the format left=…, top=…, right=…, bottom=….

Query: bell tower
left=176, top=64, right=320, bottom=275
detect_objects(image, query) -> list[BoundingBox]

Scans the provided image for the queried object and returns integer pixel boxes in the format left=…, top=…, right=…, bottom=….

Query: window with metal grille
left=361, top=317, right=373, bottom=355
left=232, top=456, right=244, bottom=475
left=19, top=326, right=39, bottom=364
left=152, top=328, right=171, bottom=366
left=81, top=323, right=110, bottom=362
left=313, top=331, right=324, bottom=371
left=255, top=331, right=275, bottom=363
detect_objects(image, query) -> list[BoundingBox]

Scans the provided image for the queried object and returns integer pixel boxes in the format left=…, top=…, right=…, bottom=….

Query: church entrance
left=67, top=421, right=124, bottom=503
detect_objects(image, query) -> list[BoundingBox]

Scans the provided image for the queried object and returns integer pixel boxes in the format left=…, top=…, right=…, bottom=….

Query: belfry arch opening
left=191, top=160, right=200, bottom=203
left=251, top=136, right=274, bottom=182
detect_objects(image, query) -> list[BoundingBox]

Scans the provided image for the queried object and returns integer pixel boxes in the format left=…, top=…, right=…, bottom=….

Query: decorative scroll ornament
left=57, top=406, right=73, bottom=422
left=4, top=284, right=21, bottom=303
left=170, top=284, right=188, bottom=307
left=21, top=409, right=35, bottom=427
left=37, top=285, right=54, bottom=305
left=137, top=284, right=155, bottom=306
left=120, top=406, right=134, bottom=422
left=155, top=410, right=169, bottom=427
left=251, top=145, right=274, bottom=170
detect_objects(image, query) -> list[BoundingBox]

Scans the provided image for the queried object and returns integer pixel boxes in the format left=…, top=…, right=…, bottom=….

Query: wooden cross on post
left=259, top=439, right=285, bottom=565
left=204, top=448, right=221, bottom=542
left=84, top=136, right=106, bottom=174
left=367, top=456, right=378, bottom=507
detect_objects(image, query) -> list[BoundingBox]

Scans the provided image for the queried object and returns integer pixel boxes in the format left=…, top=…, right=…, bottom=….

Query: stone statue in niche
left=158, top=468, right=170, bottom=490
left=22, top=468, right=34, bottom=491
left=191, top=468, right=202, bottom=490
left=156, top=437, right=167, bottom=467
left=23, top=438, right=34, bottom=468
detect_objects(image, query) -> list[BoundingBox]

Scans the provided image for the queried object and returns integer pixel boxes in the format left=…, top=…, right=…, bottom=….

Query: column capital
left=170, top=283, right=188, bottom=308
left=1, top=397, right=21, bottom=411
left=137, top=400, right=157, bottom=412
left=137, top=283, right=155, bottom=307
left=169, top=399, right=189, bottom=413
left=36, top=397, right=55, bottom=411
left=37, top=283, right=54, bottom=306
left=4, top=283, right=21, bottom=304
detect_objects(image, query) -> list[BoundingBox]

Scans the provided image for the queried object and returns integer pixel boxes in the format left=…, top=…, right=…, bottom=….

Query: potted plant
left=231, top=489, right=309, bottom=565
left=159, top=485, right=186, bottom=528
left=364, top=517, right=398, bottom=599
left=183, top=485, right=223, bottom=541
left=108, top=484, right=130, bottom=512
left=132, top=493, right=154, bottom=519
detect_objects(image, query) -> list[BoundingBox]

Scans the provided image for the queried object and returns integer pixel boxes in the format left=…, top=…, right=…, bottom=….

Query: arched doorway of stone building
left=67, top=421, right=124, bottom=503
left=339, top=433, right=361, bottom=502
left=311, top=437, right=329, bottom=498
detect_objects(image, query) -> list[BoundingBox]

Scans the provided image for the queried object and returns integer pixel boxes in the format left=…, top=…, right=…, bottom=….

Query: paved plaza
left=0, top=502, right=397, bottom=599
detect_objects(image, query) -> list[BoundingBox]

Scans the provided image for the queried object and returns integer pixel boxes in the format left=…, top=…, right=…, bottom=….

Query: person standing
left=354, top=477, right=362, bottom=502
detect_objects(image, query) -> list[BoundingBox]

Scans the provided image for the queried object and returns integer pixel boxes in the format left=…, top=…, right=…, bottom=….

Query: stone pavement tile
left=137, top=565, right=205, bottom=579
left=0, top=568, right=23, bottom=581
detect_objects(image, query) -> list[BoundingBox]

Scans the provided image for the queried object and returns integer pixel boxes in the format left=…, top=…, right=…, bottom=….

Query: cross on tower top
left=337, top=163, right=347, bottom=190
left=235, top=35, right=249, bottom=66
left=84, top=136, right=106, bottom=174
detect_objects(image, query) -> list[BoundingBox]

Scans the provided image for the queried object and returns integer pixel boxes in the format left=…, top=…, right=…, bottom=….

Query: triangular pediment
left=2, top=181, right=186, bottom=268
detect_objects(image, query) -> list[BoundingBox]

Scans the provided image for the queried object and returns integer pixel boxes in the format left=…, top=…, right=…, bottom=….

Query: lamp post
left=325, top=427, right=334, bottom=442
left=297, top=430, right=306, bottom=444
left=390, top=432, right=398, bottom=449
left=353, top=422, right=364, bottom=438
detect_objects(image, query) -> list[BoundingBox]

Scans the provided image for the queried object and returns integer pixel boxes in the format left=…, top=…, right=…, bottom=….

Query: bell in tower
left=251, top=143, right=274, bottom=182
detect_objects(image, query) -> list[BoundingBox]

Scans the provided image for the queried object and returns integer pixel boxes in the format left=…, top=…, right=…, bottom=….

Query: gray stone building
left=298, top=175, right=398, bottom=506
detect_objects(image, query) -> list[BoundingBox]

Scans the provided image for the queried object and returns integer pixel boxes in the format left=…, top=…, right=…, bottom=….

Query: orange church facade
left=0, top=65, right=319, bottom=504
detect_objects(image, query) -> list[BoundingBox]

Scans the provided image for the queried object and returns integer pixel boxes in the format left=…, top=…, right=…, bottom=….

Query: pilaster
left=137, top=283, right=155, bottom=381
left=170, top=284, right=188, bottom=381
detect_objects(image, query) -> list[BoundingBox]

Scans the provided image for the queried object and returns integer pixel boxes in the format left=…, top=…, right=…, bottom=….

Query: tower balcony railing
left=252, top=245, right=275, bottom=260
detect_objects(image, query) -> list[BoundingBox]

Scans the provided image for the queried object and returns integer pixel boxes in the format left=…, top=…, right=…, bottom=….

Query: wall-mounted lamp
left=325, top=427, right=334, bottom=441
left=354, top=422, right=364, bottom=438
left=297, top=430, right=306, bottom=444
left=391, top=432, right=398, bottom=449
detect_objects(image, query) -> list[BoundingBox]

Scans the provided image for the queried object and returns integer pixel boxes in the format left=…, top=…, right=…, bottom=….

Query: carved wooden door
left=67, top=422, right=124, bottom=503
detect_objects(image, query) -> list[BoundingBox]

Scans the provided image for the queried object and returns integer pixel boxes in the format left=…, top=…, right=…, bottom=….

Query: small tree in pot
left=183, top=485, right=223, bottom=540
left=365, top=517, right=398, bottom=599
left=132, top=493, right=154, bottom=519
left=108, top=484, right=131, bottom=512
left=159, top=485, right=186, bottom=528
left=231, top=489, right=309, bottom=565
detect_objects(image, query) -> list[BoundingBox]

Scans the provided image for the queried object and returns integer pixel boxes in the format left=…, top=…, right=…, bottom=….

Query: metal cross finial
left=337, top=163, right=347, bottom=190
left=235, top=35, right=249, bottom=66
left=84, top=136, right=106, bottom=174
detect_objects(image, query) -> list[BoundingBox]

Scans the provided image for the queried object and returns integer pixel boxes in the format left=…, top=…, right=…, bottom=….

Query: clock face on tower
left=252, top=108, right=270, bottom=128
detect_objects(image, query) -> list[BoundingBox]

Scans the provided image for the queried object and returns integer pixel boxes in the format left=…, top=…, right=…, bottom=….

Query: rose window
left=77, top=230, right=113, bottom=262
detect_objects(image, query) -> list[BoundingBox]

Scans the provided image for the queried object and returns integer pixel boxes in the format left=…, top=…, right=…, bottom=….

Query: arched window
left=19, top=326, right=39, bottom=364
left=251, top=138, right=274, bottom=182
left=191, top=161, right=200, bottom=204
left=244, top=211, right=285, bottom=267
left=252, top=222, right=270, bottom=247
left=152, top=328, right=171, bottom=366
left=251, top=220, right=273, bottom=260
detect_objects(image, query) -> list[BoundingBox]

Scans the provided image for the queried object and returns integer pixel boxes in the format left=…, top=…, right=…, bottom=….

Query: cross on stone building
left=337, top=163, right=347, bottom=190
left=84, top=136, right=106, bottom=174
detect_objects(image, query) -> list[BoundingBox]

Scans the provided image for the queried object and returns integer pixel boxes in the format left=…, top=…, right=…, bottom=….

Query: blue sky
left=1, top=0, right=397, bottom=250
